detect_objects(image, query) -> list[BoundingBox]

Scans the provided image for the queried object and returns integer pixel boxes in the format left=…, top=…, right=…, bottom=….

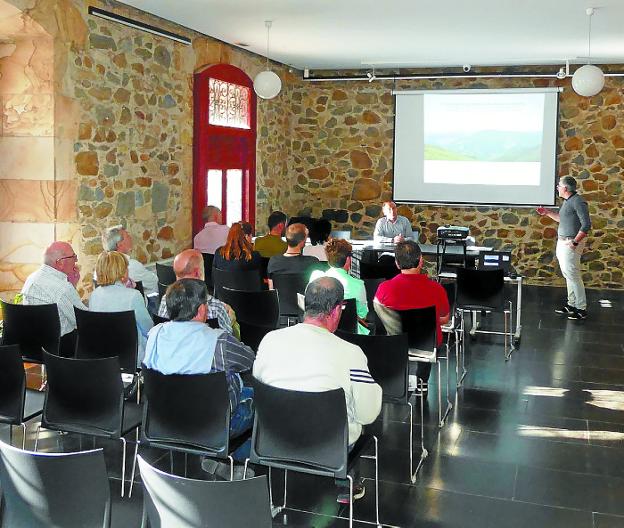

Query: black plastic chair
left=74, top=308, right=138, bottom=374
left=213, top=268, right=263, bottom=300
left=359, top=260, right=398, bottom=280
left=158, top=281, right=168, bottom=300
left=202, top=252, right=215, bottom=292
left=440, top=281, right=466, bottom=387
left=336, top=331, right=427, bottom=483
left=246, top=380, right=380, bottom=528
left=337, top=298, right=358, bottom=333
left=152, top=313, right=169, bottom=325
left=363, top=278, right=387, bottom=335
left=138, top=455, right=271, bottom=528
left=156, top=263, right=176, bottom=286
left=0, top=300, right=60, bottom=362
left=135, top=280, right=145, bottom=298
left=271, top=273, right=308, bottom=324
left=35, top=351, right=142, bottom=497
left=456, top=268, right=513, bottom=360
left=135, top=369, right=247, bottom=494
left=397, top=306, right=453, bottom=428
left=220, top=287, right=279, bottom=328
left=0, top=344, right=44, bottom=449
left=0, top=441, right=111, bottom=528
left=238, top=320, right=275, bottom=352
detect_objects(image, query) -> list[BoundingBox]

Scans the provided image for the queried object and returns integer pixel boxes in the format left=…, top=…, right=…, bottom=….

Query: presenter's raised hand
left=536, top=206, right=548, bottom=216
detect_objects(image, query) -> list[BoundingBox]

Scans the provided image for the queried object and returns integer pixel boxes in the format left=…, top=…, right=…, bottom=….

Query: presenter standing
left=536, top=176, right=591, bottom=320
left=373, top=201, right=413, bottom=243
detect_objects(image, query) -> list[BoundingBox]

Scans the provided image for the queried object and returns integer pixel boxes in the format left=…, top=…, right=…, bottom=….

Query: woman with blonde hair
left=89, top=251, right=154, bottom=364
left=214, top=222, right=263, bottom=271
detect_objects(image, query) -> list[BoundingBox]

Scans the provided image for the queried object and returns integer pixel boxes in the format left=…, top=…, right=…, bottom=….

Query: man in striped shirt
left=254, top=276, right=382, bottom=503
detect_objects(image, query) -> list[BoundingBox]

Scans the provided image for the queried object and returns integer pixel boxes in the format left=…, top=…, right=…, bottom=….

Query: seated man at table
left=21, top=241, right=87, bottom=357
left=158, top=249, right=236, bottom=335
left=254, top=210, right=288, bottom=257
left=193, top=206, right=230, bottom=255
left=373, top=201, right=413, bottom=243
left=310, top=239, right=370, bottom=334
left=144, top=278, right=255, bottom=479
left=373, top=240, right=449, bottom=396
left=254, top=277, right=382, bottom=503
left=267, top=223, right=319, bottom=284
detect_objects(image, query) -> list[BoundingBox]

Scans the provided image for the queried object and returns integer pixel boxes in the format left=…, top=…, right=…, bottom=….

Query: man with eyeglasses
left=21, top=241, right=87, bottom=356
left=537, top=175, right=592, bottom=320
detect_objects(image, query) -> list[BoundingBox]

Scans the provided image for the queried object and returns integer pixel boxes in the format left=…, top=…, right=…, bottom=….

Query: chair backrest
left=155, top=263, right=176, bottom=286
left=456, top=268, right=505, bottom=311
left=0, top=344, right=26, bottom=425
left=158, top=282, right=168, bottom=299
left=0, top=441, right=111, bottom=528
left=142, top=369, right=231, bottom=457
left=363, top=278, right=385, bottom=308
left=335, top=331, right=409, bottom=403
left=336, top=298, right=358, bottom=333
left=250, top=379, right=349, bottom=479
left=138, top=455, right=271, bottom=528
left=152, top=313, right=169, bottom=325
left=260, top=256, right=270, bottom=279
left=202, top=253, right=215, bottom=290
left=213, top=268, right=263, bottom=300
left=331, top=229, right=352, bottom=240
left=0, top=300, right=61, bottom=362
left=135, top=280, right=145, bottom=298
left=74, top=308, right=138, bottom=374
left=359, top=260, right=399, bottom=280
left=238, top=320, right=275, bottom=352
left=42, top=351, right=124, bottom=437
left=441, top=280, right=456, bottom=312
left=271, top=273, right=308, bottom=317
left=220, top=287, right=279, bottom=327
left=396, top=306, right=437, bottom=353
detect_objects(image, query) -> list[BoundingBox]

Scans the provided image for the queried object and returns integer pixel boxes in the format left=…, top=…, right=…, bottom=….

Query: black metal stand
left=436, top=239, right=468, bottom=275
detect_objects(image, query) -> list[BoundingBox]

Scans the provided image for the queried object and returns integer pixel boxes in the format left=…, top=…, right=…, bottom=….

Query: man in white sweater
left=253, top=276, right=382, bottom=503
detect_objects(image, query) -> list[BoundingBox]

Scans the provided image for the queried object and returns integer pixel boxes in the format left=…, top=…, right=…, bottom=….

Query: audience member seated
left=373, top=240, right=449, bottom=395
left=21, top=241, right=87, bottom=357
left=303, top=218, right=332, bottom=261
left=158, top=249, right=235, bottom=335
left=253, top=211, right=287, bottom=258
left=373, top=201, right=413, bottom=243
left=214, top=222, right=263, bottom=272
left=144, top=278, right=255, bottom=478
left=89, top=251, right=154, bottom=365
left=267, top=223, right=320, bottom=284
left=310, top=239, right=369, bottom=335
left=254, top=277, right=382, bottom=503
left=102, top=225, right=158, bottom=308
left=193, top=206, right=230, bottom=255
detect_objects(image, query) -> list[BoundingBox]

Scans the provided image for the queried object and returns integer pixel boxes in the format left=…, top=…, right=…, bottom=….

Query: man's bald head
left=173, top=249, right=204, bottom=280
left=285, top=223, right=308, bottom=249
left=44, top=241, right=74, bottom=266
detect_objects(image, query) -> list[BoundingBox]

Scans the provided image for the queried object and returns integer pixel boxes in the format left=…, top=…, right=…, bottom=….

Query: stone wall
left=0, top=0, right=293, bottom=298
left=281, top=77, right=624, bottom=289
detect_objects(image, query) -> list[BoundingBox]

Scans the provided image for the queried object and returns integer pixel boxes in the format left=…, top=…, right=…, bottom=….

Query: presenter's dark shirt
left=558, top=193, right=591, bottom=237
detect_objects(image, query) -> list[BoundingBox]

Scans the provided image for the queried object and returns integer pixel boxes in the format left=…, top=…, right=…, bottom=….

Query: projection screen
left=393, top=88, right=560, bottom=207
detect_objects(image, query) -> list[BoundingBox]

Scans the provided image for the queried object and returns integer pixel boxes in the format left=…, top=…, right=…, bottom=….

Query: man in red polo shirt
left=373, top=240, right=449, bottom=396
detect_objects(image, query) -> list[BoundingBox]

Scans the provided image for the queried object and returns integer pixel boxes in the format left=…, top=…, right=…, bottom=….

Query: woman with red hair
left=214, top=222, right=263, bottom=271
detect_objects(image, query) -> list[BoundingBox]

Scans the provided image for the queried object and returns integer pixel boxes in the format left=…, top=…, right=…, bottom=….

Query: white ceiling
left=120, top=0, right=624, bottom=70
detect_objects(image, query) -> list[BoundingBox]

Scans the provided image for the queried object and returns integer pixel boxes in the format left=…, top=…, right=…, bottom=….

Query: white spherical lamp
left=572, top=64, right=605, bottom=97
left=254, top=70, right=282, bottom=99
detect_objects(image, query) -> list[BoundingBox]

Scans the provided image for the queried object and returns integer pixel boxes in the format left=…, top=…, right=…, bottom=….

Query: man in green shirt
left=254, top=211, right=288, bottom=257
left=310, top=239, right=370, bottom=335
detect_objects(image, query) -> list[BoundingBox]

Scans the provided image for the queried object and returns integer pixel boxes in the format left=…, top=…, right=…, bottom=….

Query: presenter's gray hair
left=102, top=225, right=124, bottom=251
left=304, top=276, right=344, bottom=319
left=559, top=176, right=577, bottom=193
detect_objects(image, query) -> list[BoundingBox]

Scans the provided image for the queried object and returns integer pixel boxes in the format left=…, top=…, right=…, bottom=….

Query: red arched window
left=193, top=64, right=257, bottom=236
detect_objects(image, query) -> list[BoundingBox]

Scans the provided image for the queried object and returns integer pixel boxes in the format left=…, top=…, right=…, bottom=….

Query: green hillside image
left=425, top=145, right=476, bottom=161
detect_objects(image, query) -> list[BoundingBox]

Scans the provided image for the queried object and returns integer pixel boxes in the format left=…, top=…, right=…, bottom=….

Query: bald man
left=373, top=201, right=413, bottom=243
left=193, top=206, right=230, bottom=254
left=21, top=241, right=87, bottom=356
left=157, top=249, right=235, bottom=334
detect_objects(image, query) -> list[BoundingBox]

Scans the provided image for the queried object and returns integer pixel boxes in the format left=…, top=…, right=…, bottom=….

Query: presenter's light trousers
left=555, top=239, right=587, bottom=310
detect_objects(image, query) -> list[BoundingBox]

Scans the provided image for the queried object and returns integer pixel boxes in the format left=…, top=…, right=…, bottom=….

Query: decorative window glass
left=208, top=78, right=251, bottom=129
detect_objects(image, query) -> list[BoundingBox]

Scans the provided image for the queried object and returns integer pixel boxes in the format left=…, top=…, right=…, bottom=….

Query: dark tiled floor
left=2, top=285, right=623, bottom=527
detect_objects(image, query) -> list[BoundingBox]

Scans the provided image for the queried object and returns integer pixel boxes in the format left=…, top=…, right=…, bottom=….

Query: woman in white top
left=302, top=218, right=332, bottom=261
left=89, top=251, right=153, bottom=365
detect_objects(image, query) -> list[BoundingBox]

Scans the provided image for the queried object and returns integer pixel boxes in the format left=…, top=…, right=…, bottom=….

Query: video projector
left=437, top=225, right=470, bottom=241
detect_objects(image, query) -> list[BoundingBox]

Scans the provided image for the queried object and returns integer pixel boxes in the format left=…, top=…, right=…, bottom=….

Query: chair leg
left=128, top=429, right=139, bottom=498
left=9, top=425, right=13, bottom=446
left=373, top=435, right=380, bottom=527
left=437, top=361, right=443, bottom=427
left=21, top=423, right=27, bottom=450
left=120, top=437, right=127, bottom=498
left=283, top=469, right=288, bottom=509
left=170, top=450, right=174, bottom=473
left=347, top=474, right=354, bottom=528
left=228, top=455, right=234, bottom=481
left=408, top=400, right=413, bottom=480
left=34, top=424, right=41, bottom=452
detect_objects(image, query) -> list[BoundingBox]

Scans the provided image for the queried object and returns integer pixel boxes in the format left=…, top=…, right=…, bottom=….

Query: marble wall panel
left=0, top=221, right=54, bottom=263
left=0, top=136, right=54, bottom=179
left=0, top=179, right=56, bottom=222
left=2, top=93, right=53, bottom=136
